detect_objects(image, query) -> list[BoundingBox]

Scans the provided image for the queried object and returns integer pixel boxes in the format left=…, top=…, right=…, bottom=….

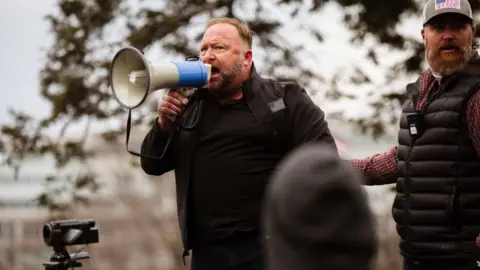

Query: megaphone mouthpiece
left=110, top=46, right=212, bottom=110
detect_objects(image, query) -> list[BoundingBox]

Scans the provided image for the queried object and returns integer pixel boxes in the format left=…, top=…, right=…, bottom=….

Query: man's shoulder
left=257, top=76, right=303, bottom=95
left=258, top=76, right=299, bottom=86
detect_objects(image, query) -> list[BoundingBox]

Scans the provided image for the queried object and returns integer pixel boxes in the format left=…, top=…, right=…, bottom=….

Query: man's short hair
left=206, top=17, right=253, bottom=49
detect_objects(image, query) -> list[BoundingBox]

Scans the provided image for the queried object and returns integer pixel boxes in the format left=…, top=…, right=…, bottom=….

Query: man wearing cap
left=352, top=0, right=480, bottom=269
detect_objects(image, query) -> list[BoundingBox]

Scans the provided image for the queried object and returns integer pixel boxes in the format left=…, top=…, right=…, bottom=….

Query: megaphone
left=109, top=46, right=211, bottom=109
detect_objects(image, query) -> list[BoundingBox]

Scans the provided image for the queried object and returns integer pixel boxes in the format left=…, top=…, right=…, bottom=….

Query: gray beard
left=426, top=46, right=472, bottom=76
left=209, top=60, right=243, bottom=99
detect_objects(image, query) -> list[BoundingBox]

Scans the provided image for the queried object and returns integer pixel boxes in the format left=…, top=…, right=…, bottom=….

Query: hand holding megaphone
left=157, top=89, right=190, bottom=132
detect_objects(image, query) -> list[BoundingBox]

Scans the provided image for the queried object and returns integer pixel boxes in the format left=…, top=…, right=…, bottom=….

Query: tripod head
left=41, top=219, right=100, bottom=270
left=43, top=246, right=90, bottom=270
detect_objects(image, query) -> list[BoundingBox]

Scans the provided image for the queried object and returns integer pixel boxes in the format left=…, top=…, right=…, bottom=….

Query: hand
left=157, top=89, right=189, bottom=132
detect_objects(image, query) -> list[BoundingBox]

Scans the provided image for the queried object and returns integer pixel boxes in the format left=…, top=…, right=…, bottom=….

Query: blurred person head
left=263, top=143, right=377, bottom=270
left=200, top=17, right=253, bottom=99
left=421, top=0, right=477, bottom=75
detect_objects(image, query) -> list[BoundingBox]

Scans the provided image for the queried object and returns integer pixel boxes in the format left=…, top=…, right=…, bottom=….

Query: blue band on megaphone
left=175, top=61, right=209, bottom=87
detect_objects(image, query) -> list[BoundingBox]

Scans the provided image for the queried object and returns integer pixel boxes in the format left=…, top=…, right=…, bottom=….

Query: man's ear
left=243, top=50, right=253, bottom=65
left=421, top=28, right=425, bottom=40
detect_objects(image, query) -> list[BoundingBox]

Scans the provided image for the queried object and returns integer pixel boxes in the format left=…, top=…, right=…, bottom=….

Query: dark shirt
left=189, top=95, right=284, bottom=247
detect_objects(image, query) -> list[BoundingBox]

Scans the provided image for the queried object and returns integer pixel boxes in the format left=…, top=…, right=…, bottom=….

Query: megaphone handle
left=124, top=109, right=175, bottom=160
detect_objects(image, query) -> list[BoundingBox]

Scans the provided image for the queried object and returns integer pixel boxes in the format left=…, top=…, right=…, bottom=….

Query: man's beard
left=209, top=58, right=243, bottom=99
left=425, top=38, right=472, bottom=76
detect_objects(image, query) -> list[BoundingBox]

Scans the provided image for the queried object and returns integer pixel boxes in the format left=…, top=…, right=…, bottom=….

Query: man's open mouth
left=440, top=45, right=459, bottom=52
left=211, top=66, right=220, bottom=76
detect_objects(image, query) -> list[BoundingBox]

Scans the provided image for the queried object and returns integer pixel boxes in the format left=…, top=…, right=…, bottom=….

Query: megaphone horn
left=109, top=46, right=211, bottom=109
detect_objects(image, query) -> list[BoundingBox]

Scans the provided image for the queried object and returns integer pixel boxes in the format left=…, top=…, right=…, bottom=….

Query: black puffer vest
left=393, top=59, right=480, bottom=261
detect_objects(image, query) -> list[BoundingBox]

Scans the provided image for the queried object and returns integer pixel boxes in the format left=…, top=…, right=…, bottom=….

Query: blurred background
left=1, top=0, right=479, bottom=269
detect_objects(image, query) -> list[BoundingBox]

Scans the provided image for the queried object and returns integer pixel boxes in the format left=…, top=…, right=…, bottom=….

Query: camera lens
left=43, top=223, right=53, bottom=245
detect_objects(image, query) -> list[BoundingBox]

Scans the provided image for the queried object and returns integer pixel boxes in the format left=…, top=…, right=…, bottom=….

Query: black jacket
left=140, top=63, right=337, bottom=254
left=393, top=54, right=480, bottom=261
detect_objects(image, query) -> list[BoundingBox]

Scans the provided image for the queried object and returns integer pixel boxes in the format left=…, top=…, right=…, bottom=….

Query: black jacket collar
left=242, top=62, right=262, bottom=104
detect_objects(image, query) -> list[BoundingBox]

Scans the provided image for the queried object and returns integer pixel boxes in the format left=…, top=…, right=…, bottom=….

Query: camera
left=42, top=219, right=100, bottom=270
left=406, top=112, right=425, bottom=137
left=43, top=219, right=99, bottom=247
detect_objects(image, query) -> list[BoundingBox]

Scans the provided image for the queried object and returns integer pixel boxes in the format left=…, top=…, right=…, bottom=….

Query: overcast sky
left=0, top=0, right=57, bottom=123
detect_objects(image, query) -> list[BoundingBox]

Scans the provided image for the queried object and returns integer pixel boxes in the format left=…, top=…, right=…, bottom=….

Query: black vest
left=393, top=69, right=480, bottom=261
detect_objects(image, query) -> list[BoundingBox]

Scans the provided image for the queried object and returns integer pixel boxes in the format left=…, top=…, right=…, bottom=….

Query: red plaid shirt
left=351, top=70, right=480, bottom=184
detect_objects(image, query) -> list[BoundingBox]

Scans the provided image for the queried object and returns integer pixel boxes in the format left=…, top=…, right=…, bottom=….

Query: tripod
left=42, top=246, right=90, bottom=270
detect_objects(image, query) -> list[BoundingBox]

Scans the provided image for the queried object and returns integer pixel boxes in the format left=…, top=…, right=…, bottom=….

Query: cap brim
left=424, top=9, right=473, bottom=25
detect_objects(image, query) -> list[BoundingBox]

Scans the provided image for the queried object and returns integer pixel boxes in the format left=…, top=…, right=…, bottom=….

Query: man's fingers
left=159, top=102, right=181, bottom=115
left=163, top=95, right=183, bottom=108
left=167, top=90, right=189, bottom=105
left=160, top=107, right=178, bottom=117
left=157, top=90, right=189, bottom=124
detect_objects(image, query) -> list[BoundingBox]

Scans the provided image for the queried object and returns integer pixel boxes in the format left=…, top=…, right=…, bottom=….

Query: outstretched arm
left=350, top=146, right=398, bottom=185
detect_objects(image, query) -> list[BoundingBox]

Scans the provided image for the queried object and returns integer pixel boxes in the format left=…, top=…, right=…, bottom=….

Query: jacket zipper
left=405, top=136, right=416, bottom=244
left=181, top=103, right=202, bottom=265
left=247, top=103, right=266, bottom=128
left=181, top=146, right=196, bottom=265
left=405, top=80, right=442, bottom=243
